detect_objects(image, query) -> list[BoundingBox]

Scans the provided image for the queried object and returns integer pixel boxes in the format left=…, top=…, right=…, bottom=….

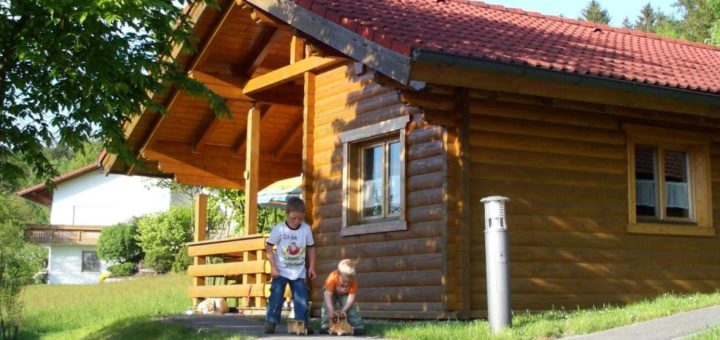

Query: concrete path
left=563, top=305, right=720, bottom=340
left=168, top=315, right=380, bottom=339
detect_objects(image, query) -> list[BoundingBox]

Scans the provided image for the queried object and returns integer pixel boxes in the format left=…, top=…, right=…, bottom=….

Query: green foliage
left=97, top=220, right=143, bottom=265
left=708, top=0, right=720, bottom=44
left=136, top=207, right=192, bottom=273
left=0, top=197, right=47, bottom=339
left=580, top=0, right=611, bottom=25
left=107, top=262, right=137, bottom=277
left=0, top=0, right=229, bottom=187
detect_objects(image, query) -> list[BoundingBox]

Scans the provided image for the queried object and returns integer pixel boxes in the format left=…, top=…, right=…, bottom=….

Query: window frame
left=625, top=124, right=714, bottom=237
left=81, top=251, right=101, bottom=272
left=340, top=116, right=409, bottom=236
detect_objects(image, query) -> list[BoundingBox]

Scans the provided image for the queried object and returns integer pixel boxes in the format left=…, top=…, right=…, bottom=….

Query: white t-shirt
left=266, top=221, right=315, bottom=280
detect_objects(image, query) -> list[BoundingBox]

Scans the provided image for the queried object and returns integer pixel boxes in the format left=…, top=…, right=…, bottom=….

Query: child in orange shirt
left=320, top=259, right=364, bottom=335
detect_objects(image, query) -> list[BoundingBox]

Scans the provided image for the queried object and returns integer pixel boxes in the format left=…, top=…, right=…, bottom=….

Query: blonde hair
left=337, top=259, right=356, bottom=277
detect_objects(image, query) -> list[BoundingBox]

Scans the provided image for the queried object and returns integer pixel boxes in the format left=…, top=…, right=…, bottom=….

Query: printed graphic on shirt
left=280, top=241, right=306, bottom=267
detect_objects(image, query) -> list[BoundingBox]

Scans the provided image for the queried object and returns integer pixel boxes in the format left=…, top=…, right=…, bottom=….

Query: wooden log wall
left=459, top=89, right=720, bottom=315
left=308, top=62, right=449, bottom=319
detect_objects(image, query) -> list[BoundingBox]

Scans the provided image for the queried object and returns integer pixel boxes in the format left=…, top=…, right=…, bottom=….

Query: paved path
left=168, top=315, right=380, bottom=339
left=563, top=305, right=720, bottom=340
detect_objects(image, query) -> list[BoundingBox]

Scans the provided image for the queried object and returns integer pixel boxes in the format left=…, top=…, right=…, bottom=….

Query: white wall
left=50, top=170, right=172, bottom=226
left=47, top=245, right=108, bottom=285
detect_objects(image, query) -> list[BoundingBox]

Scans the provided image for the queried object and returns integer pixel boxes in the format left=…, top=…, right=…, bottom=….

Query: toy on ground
left=287, top=320, right=307, bottom=335
left=329, top=316, right=352, bottom=336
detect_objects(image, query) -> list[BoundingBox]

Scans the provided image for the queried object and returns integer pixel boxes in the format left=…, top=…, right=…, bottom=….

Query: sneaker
left=305, top=327, right=314, bottom=335
left=353, top=328, right=365, bottom=336
left=264, top=322, right=276, bottom=334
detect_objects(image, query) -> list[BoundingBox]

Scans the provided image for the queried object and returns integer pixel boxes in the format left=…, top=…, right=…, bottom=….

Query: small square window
left=340, top=116, right=409, bottom=236
left=625, top=124, right=714, bottom=237
left=82, top=251, right=100, bottom=272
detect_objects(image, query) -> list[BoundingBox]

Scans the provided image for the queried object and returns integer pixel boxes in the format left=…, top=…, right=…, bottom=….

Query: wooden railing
left=187, top=194, right=289, bottom=314
left=24, top=224, right=102, bottom=245
left=187, top=234, right=277, bottom=312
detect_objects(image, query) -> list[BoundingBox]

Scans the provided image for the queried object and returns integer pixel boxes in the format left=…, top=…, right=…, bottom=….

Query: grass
left=690, top=325, right=720, bottom=340
left=367, top=290, right=720, bottom=340
left=19, top=274, right=245, bottom=340
left=17, top=274, right=720, bottom=339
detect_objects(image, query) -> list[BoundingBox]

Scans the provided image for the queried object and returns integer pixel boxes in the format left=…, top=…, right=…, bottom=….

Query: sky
left=486, top=0, right=680, bottom=27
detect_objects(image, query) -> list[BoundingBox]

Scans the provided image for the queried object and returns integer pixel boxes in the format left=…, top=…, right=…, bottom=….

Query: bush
left=97, top=220, right=143, bottom=264
left=108, top=262, right=136, bottom=277
left=136, top=206, right=193, bottom=273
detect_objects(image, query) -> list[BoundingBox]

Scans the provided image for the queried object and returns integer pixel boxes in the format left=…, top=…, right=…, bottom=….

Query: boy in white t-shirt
left=264, top=197, right=316, bottom=334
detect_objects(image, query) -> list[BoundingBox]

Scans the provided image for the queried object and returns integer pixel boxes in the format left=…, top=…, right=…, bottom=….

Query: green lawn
left=368, top=291, right=720, bottom=340
left=690, top=325, right=720, bottom=340
left=18, top=274, right=720, bottom=339
left=19, top=274, right=244, bottom=340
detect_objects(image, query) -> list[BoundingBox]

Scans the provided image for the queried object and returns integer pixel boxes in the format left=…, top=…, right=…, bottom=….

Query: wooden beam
left=274, top=115, right=303, bottom=158
left=189, top=1, right=238, bottom=70
left=245, top=106, right=261, bottom=235
left=245, top=0, right=411, bottom=85
left=175, top=174, right=243, bottom=190
left=189, top=71, right=250, bottom=100
left=243, top=56, right=343, bottom=95
left=187, top=260, right=270, bottom=277
left=135, top=90, right=183, bottom=163
left=301, top=72, right=315, bottom=226
left=233, top=104, right=272, bottom=156
left=242, top=28, right=283, bottom=77
left=290, top=35, right=304, bottom=64
left=192, top=193, right=207, bottom=306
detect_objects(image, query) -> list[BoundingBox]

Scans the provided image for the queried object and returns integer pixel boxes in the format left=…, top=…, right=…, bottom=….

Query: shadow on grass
left=81, top=317, right=247, bottom=340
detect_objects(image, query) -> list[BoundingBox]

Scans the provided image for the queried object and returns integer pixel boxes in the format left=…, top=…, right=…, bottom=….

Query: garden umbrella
left=257, top=175, right=302, bottom=208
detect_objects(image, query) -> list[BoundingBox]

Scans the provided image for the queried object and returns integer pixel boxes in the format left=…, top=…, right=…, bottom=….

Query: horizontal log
left=407, top=156, right=444, bottom=177
left=187, top=261, right=270, bottom=277
left=406, top=140, right=444, bottom=161
left=469, top=163, right=626, bottom=189
left=355, top=286, right=443, bottom=303
left=316, top=237, right=443, bottom=259
left=317, top=253, right=442, bottom=273
left=407, top=204, right=444, bottom=223
left=480, top=278, right=720, bottom=295
left=188, top=237, right=267, bottom=257
left=408, top=172, right=445, bottom=192
left=356, top=269, right=443, bottom=288
left=353, top=310, right=455, bottom=319
left=407, top=188, right=444, bottom=208
left=356, top=302, right=445, bottom=312
left=407, top=126, right=444, bottom=144
left=469, top=147, right=626, bottom=175
left=188, top=284, right=290, bottom=299
left=314, top=220, right=443, bottom=245
left=468, top=293, right=654, bottom=310
left=469, top=115, right=625, bottom=145
left=470, top=131, right=626, bottom=160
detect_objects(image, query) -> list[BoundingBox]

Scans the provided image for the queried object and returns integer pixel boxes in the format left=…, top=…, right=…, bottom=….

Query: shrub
left=108, top=262, right=136, bottom=277
left=136, top=206, right=193, bottom=273
left=97, top=220, right=143, bottom=264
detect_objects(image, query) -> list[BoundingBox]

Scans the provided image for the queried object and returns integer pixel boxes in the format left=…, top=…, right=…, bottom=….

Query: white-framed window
left=81, top=251, right=101, bottom=272
left=625, top=124, right=714, bottom=237
left=340, top=116, right=409, bottom=236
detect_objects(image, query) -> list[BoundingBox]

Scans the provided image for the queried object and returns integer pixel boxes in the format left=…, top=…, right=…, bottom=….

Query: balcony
left=24, top=224, right=103, bottom=245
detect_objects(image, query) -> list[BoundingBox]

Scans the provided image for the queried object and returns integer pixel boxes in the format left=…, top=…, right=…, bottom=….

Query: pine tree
left=580, top=0, right=611, bottom=25
left=635, top=3, right=657, bottom=32
left=622, top=16, right=634, bottom=29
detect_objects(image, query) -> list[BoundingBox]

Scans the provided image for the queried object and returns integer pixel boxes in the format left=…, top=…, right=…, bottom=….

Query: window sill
left=627, top=223, right=716, bottom=237
left=341, top=219, right=407, bottom=236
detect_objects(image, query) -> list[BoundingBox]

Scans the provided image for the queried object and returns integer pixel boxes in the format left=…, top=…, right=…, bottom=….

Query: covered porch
left=103, top=0, right=343, bottom=312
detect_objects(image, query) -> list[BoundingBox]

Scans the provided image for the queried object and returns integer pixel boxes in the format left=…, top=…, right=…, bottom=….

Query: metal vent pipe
left=481, top=196, right=511, bottom=332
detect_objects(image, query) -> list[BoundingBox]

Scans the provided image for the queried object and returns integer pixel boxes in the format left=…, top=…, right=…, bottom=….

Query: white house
left=17, top=152, right=185, bottom=284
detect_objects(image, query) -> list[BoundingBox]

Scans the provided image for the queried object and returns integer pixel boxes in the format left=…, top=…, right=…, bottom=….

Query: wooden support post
left=193, top=194, right=208, bottom=306
left=245, top=107, right=260, bottom=235
left=302, top=72, right=315, bottom=226
left=290, top=35, right=304, bottom=64
left=256, top=249, right=267, bottom=307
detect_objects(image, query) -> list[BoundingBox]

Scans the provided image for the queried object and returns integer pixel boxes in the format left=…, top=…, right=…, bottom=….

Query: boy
left=321, top=259, right=364, bottom=335
left=264, top=197, right=316, bottom=334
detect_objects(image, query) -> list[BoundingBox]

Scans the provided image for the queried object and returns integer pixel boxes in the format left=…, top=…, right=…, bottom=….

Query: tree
left=0, top=1, right=228, bottom=186
left=673, top=0, right=715, bottom=42
left=622, top=16, right=634, bottom=29
left=136, top=206, right=193, bottom=273
left=710, top=0, right=720, bottom=45
left=636, top=3, right=658, bottom=32
left=580, top=0, right=611, bottom=25
left=97, top=220, right=143, bottom=265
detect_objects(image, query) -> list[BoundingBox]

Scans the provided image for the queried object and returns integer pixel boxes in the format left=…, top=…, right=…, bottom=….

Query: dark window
left=82, top=251, right=100, bottom=272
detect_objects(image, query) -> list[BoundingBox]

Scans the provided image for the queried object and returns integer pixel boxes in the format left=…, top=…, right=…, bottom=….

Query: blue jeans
left=321, top=292, right=364, bottom=329
left=266, top=276, right=309, bottom=324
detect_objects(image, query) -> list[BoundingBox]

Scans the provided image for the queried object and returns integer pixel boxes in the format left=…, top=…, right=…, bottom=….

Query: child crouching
left=321, top=259, right=364, bottom=335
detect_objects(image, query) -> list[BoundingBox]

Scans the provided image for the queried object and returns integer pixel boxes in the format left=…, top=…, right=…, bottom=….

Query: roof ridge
left=446, top=0, right=720, bottom=52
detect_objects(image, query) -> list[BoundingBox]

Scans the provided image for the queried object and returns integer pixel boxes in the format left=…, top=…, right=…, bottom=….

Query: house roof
left=16, top=151, right=107, bottom=206
left=293, top=0, right=720, bottom=95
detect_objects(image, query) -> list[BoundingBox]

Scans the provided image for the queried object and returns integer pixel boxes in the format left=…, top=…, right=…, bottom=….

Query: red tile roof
left=296, top=0, right=720, bottom=94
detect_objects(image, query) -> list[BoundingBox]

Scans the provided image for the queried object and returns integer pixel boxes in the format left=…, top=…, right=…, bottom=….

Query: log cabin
left=104, top=0, right=720, bottom=319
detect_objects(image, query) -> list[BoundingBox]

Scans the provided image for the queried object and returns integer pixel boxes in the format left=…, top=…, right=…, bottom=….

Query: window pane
left=362, top=145, right=384, bottom=218
left=664, top=150, right=690, bottom=218
left=388, top=142, right=401, bottom=215
left=82, top=251, right=100, bottom=272
left=635, top=146, right=657, bottom=217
